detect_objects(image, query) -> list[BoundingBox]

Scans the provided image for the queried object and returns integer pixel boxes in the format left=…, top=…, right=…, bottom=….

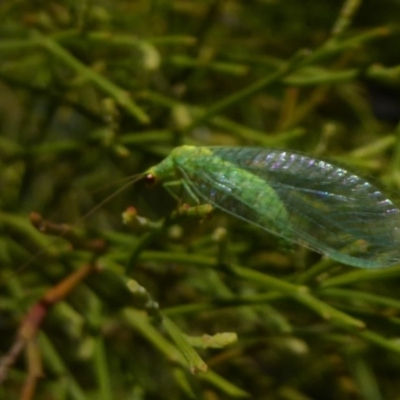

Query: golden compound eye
left=144, top=173, right=157, bottom=186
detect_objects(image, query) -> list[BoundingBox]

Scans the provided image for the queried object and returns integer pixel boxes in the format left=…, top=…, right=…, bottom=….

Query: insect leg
left=181, top=180, right=200, bottom=204
left=163, top=180, right=200, bottom=204
left=163, top=179, right=213, bottom=220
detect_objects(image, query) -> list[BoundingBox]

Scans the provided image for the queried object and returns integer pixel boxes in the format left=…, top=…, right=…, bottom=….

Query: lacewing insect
left=144, top=145, right=400, bottom=269
left=2, top=144, right=399, bottom=392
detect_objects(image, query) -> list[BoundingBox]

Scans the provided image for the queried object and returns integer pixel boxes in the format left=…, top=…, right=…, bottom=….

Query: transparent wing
left=177, top=147, right=400, bottom=268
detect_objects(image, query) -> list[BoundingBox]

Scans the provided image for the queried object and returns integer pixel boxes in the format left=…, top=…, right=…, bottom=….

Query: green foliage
left=1, top=1, right=400, bottom=399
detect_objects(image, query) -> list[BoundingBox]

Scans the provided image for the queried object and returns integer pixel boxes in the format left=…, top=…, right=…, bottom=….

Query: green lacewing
left=144, top=145, right=400, bottom=269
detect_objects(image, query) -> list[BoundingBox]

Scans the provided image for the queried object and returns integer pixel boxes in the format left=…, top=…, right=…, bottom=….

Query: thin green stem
left=301, top=27, right=389, bottom=67
left=39, top=333, right=88, bottom=400
left=138, top=251, right=364, bottom=329
left=184, top=50, right=308, bottom=132
left=330, top=0, right=363, bottom=39
left=33, top=32, right=150, bottom=124
left=320, top=266, right=400, bottom=288
left=141, top=90, right=304, bottom=145
left=319, top=288, right=400, bottom=310
left=296, top=258, right=340, bottom=285
left=94, top=336, right=112, bottom=400
left=230, top=264, right=365, bottom=329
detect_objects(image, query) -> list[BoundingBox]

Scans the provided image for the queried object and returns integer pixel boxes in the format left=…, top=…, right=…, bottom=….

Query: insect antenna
left=1, top=173, right=146, bottom=285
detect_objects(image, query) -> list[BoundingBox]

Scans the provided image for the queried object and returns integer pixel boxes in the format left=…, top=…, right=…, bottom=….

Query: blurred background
left=2, top=1, right=400, bottom=399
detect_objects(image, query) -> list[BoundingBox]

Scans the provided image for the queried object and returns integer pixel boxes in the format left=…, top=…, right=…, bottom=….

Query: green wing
left=174, top=146, right=400, bottom=268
